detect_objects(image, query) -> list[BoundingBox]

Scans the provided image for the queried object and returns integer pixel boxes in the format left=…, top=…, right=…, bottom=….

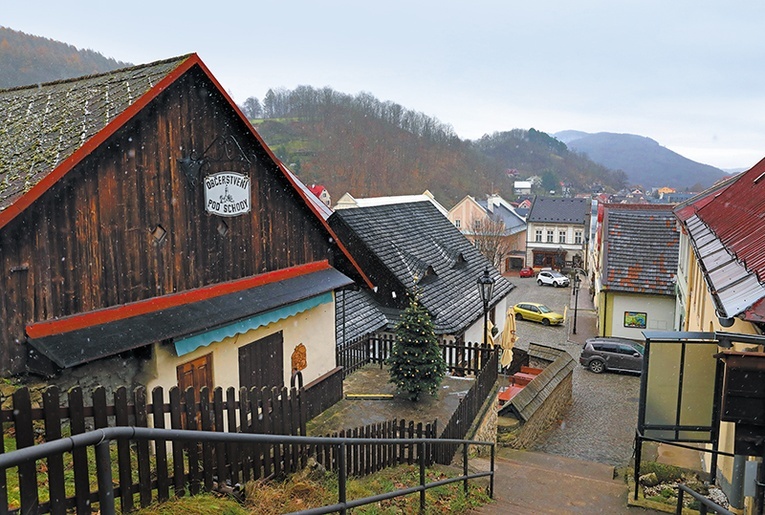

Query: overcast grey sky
left=4, top=1, right=764, bottom=170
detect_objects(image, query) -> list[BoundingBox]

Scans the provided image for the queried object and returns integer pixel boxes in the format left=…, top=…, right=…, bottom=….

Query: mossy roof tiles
left=0, top=55, right=191, bottom=213
left=602, top=204, right=679, bottom=295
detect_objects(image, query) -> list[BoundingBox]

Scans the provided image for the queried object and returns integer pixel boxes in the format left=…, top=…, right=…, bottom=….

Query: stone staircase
left=469, top=450, right=663, bottom=514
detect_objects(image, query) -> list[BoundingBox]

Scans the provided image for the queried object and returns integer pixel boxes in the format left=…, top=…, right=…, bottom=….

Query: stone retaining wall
left=498, top=373, right=573, bottom=449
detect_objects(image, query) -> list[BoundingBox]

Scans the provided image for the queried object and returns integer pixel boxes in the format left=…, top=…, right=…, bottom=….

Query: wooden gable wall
left=0, top=66, right=336, bottom=375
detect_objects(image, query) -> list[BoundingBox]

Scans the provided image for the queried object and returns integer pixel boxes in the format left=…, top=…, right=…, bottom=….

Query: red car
left=519, top=267, right=535, bottom=278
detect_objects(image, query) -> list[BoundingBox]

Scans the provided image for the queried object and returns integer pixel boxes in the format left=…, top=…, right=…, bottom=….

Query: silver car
left=537, top=270, right=570, bottom=287
left=579, top=337, right=644, bottom=374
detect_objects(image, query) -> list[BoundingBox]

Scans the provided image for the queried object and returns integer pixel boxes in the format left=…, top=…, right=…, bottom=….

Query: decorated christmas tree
left=388, top=291, right=447, bottom=401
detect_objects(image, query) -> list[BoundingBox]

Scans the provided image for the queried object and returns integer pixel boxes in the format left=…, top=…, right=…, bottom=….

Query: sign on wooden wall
left=204, top=172, right=251, bottom=217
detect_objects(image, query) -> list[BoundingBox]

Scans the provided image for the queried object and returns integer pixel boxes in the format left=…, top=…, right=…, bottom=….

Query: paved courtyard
left=506, top=272, right=641, bottom=467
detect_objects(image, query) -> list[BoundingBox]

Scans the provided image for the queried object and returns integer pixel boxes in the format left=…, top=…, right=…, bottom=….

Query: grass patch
left=136, top=463, right=491, bottom=515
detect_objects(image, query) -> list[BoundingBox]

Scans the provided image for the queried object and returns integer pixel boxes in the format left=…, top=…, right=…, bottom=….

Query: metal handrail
left=676, top=483, right=734, bottom=515
left=0, top=426, right=495, bottom=515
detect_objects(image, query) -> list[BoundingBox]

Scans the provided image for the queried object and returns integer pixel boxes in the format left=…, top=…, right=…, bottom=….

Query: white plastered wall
left=143, top=295, right=337, bottom=395
left=608, top=292, right=676, bottom=340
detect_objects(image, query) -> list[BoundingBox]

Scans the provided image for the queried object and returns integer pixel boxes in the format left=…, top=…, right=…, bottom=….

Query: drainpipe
left=728, top=455, right=746, bottom=513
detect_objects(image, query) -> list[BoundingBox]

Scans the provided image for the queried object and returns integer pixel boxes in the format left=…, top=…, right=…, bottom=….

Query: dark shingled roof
left=0, top=55, right=191, bottom=212
left=335, top=289, right=389, bottom=345
left=527, top=196, right=589, bottom=224
left=330, top=201, right=514, bottom=336
left=602, top=204, right=679, bottom=295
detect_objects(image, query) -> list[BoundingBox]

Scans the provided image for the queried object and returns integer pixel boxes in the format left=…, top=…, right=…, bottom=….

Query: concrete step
left=497, top=449, right=618, bottom=482
left=468, top=452, right=662, bottom=514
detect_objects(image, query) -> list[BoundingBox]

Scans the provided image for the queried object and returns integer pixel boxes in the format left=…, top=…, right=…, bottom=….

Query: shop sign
left=204, top=172, right=251, bottom=217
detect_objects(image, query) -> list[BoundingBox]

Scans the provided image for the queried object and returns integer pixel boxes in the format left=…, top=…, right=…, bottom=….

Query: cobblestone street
left=505, top=273, right=641, bottom=467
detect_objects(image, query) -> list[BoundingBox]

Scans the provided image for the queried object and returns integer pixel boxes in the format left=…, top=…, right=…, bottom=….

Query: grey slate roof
left=335, top=289, right=389, bottom=345
left=499, top=344, right=574, bottom=422
left=330, top=200, right=514, bottom=336
left=477, top=200, right=526, bottom=235
left=527, top=196, right=589, bottom=224
left=0, top=55, right=191, bottom=212
left=602, top=205, right=679, bottom=295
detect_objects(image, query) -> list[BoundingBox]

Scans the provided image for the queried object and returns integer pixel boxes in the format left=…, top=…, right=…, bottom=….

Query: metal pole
left=463, top=442, right=469, bottom=495
left=573, top=282, right=580, bottom=335
left=95, top=439, right=115, bottom=515
left=338, top=441, right=347, bottom=515
left=483, top=308, right=488, bottom=347
left=419, top=441, right=426, bottom=512
left=490, top=444, right=495, bottom=499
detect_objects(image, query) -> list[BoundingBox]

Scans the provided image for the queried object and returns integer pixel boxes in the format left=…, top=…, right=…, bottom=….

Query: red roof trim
left=27, top=261, right=331, bottom=338
left=0, top=55, right=198, bottom=232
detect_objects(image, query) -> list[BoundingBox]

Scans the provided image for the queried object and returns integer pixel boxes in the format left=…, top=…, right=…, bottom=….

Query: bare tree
left=472, top=216, right=512, bottom=270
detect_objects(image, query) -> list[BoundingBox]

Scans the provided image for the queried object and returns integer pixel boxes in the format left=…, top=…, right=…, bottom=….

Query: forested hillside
left=0, top=26, right=127, bottom=89
left=247, top=87, right=627, bottom=207
left=0, top=27, right=626, bottom=207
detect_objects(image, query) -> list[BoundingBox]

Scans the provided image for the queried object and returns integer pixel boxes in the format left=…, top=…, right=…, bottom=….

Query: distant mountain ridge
left=555, top=130, right=727, bottom=190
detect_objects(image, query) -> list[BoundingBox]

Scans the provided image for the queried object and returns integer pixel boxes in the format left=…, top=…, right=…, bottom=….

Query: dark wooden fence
left=436, top=345, right=499, bottom=465
left=317, top=419, right=438, bottom=477
left=303, top=366, right=344, bottom=420
left=0, top=383, right=444, bottom=514
left=1, top=383, right=310, bottom=514
left=338, top=334, right=494, bottom=378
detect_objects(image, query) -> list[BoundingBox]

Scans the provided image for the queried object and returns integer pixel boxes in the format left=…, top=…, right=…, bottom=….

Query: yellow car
left=513, top=302, right=565, bottom=326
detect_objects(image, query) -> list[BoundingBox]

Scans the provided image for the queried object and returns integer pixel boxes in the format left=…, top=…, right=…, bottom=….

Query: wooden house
left=0, top=54, right=370, bottom=396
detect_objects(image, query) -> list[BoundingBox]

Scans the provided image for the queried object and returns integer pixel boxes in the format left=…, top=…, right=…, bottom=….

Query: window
left=546, top=230, right=554, bottom=243
left=535, top=229, right=542, bottom=242
left=455, top=219, right=461, bottom=228
left=474, top=220, right=481, bottom=231
left=575, top=231, right=583, bottom=244
left=559, top=230, right=566, bottom=243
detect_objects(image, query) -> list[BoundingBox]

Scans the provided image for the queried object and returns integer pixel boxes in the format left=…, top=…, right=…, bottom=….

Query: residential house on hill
left=525, top=196, right=590, bottom=270
left=0, top=54, right=371, bottom=401
left=672, top=160, right=765, bottom=513
left=329, top=200, right=514, bottom=347
left=448, top=194, right=527, bottom=273
left=308, top=184, right=332, bottom=208
left=334, top=190, right=448, bottom=216
left=593, top=204, right=678, bottom=339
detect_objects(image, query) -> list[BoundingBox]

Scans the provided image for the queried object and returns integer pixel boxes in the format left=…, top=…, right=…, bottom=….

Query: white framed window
left=535, top=229, right=542, bottom=242
left=546, top=230, right=554, bottom=243
left=455, top=219, right=461, bottom=228
left=559, top=230, right=566, bottom=243
left=575, top=231, right=583, bottom=244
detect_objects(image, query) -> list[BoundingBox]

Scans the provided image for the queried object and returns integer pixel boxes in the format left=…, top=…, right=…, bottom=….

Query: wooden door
left=239, top=331, right=284, bottom=392
left=177, top=353, right=213, bottom=394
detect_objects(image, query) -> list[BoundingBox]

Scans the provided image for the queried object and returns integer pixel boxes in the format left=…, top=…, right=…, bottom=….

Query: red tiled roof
left=696, top=157, right=765, bottom=282
left=309, top=184, right=326, bottom=196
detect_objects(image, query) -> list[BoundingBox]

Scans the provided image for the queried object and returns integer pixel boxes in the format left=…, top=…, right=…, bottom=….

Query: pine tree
left=388, top=291, right=447, bottom=401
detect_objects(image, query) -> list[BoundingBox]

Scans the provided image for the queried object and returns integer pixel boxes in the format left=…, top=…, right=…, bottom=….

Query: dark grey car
left=579, top=337, right=644, bottom=374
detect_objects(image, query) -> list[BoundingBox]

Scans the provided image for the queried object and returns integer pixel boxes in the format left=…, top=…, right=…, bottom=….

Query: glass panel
left=679, top=343, right=719, bottom=427
left=644, top=342, right=682, bottom=426
left=678, top=430, right=713, bottom=441
left=644, top=429, right=677, bottom=440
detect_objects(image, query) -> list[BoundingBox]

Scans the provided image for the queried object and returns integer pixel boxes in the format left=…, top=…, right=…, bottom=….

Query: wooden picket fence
left=338, top=335, right=493, bottom=378
left=1, top=383, right=309, bottom=514
left=0, top=382, right=447, bottom=514
left=318, top=419, right=438, bottom=477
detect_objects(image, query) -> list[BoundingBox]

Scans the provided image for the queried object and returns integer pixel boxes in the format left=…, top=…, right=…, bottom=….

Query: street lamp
left=477, top=268, right=495, bottom=346
left=572, top=272, right=582, bottom=335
